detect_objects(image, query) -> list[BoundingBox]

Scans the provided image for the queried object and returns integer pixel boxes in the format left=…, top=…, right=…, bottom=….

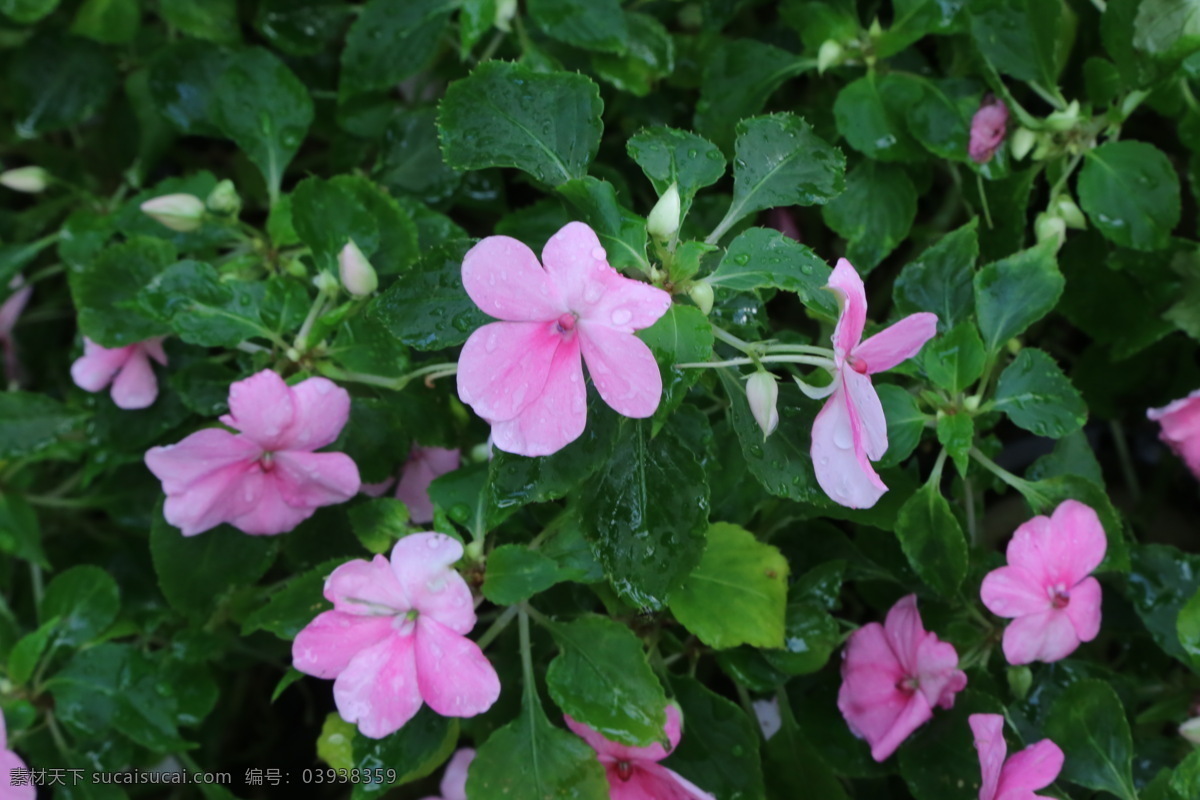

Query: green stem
left=1048, top=152, right=1084, bottom=203
left=964, top=474, right=979, bottom=547
left=710, top=324, right=757, bottom=355
left=477, top=605, right=519, bottom=651
left=519, top=609, right=536, bottom=702
left=969, top=447, right=1033, bottom=494
left=1110, top=419, right=1141, bottom=504
left=677, top=354, right=836, bottom=370
left=316, top=362, right=458, bottom=392
left=294, top=287, right=332, bottom=353
left=764, top=343, right=836, bottom=358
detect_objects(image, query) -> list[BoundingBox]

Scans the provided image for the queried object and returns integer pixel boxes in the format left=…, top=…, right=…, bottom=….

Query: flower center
left=895, top=675, right=920, bottom=695
left=1049, top=583, right=1070, bottom=609
left=847, top=354, right=869, bottom=374
left=556, top=312, right=578, bottom=334
left=615, top=761, right=633, bottom=782
left=259, top=451, right=276, bottom=473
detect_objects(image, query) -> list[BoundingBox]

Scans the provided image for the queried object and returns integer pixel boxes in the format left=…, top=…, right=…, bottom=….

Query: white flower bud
left=817, top=40, right=843, bottom=75
left=1035, top=212, right=1066, bottom=249
left=494, top=0, right=517, bottom=31
left=1054, top=195, right=1087, bottom=230
left=1010, top=127, right=1037, bottom=161
left=312, top=270, right=340, bottom=294
left=206, top=179, right=241, bottom=216
left=1045, top=100, right=1081, bottom=132
left=688, top=280, right=714, bottom=315
left=647, top=183, right=681, bottom=240
left=140, top=193, right=206, bottom=232
left=746, top=372, right=779, bottom=440
left=338, top=240, right=378, bottom=297
left=0, top=166, right=50, bottom=193
left=1182, top=716, right=1200, bottom=745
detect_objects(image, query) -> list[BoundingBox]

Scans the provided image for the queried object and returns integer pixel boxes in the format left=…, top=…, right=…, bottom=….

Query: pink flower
left=969, top=714, right=1063, bottom=800
left=0, top=276, right=32, bottom=384
left=979, top=500, right=1106, bottom=665
left=565, top=705, right=715, bottom=800
left=456, top=222, right=672, bottom=457
left=837, top=594, right=967, bottom=762
left=70, top=336, right=167, bottom=410
left=420, top=748, right=474, bottom=800
left=1, top=709, right=35, bottom=800
left=292, top=533, right=500, bottom=739
left=144, top=369, right=361, bottom=536
left=812, top=259, right=937, bottom=509
left=1148, top=390, right=1200, bottom=480
left=395, top=447, right=461, bottom=524
left=969, top=96, right=1009, bottom=164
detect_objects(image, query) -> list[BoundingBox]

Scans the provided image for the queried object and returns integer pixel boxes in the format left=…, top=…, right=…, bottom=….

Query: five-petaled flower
left=980, top=499, right=1106, bottom=665
left=566, top=705, right=715, bottom=800
left=71, top=337, right=168, bottom=410
left=457, top=221, right=672, bottom=457
left=969, top=96, right=1009, bottom=164
left=812, top=259, right=937, bottom=509
left=419, top=748, right=474, bottom=800
left=969, top=714, right=1063, bottom=800
left=837, top=594, right=967, bottom=762
left=292, top=533, right=500, bottom=739
left=1147, top=390, right=1200, bottom=482
left=144, top=369, right=361, bottom=536
left=0, top=708, right=35, bottom=800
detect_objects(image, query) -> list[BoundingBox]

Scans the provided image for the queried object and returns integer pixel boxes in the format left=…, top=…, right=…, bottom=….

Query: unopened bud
left=647, top=183, right=681, bottom=240
left=1054, top=195, right=1087, bottom=230
left=868, top=18, right=882, bottom=38
left=1007, top=665, right=1032, bottom=702
left=312, top=270, right=339, bottom=294
left=746, top=371, right=780, bottom=440
left=338, top=240, right=378, bottom=297
left=963, top=394, right=981, bottom=413
left=0, top=166, right=50, bottom=194
left=1044, top=100, right=1081, bottom=132
left=1035, top=212, right=1066, bottom=249
left=206, top=179, right=241, bottom=216
left=494, top=0, right=517, bottom=31
left=688, top=280, right=714, bottom=315
left=1010, top=127, right=1036, bottom=161
left=140, top=193, right=205, bottom=232
left=1181, top=716, right=1200, bottom=745
left=817, top=40, right=843, bottom=74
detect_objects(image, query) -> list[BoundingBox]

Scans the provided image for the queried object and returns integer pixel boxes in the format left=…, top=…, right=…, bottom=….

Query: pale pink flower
left=837, top=594, right=967, bottom=762
left=969, top=96, right=1009, bottom=164
left=1148, top=390, right=1200, bottom=481
left=0, top=276, right=32, bottom=384
left=565, top=705, right=715, bottom=800
left=71, top=337, right=167, bottom=410
left=980, top=500, right=1106, bottom=665
left=292, top=533, right=500, bottom=739
left=457, top=221, right=672, bottom=457
left=812, top=259, right=937, bottom=509
left=0, top=709, right=35, bottom=800
left=144, top=370, right=361, bottom=536
left=420, top=748, right=474, bottom=800
left=395, top=446, right=460, bottom=524
left=969, top=714, right=1063, bottom=800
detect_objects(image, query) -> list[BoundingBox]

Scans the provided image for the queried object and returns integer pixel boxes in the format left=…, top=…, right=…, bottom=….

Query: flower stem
left=969, top=447, right=1033, bottom=495
left=477, top=605, right=519, bottom=651
left=677, top=354, right=836, bottom=370
left=710, top=324, right=757, bottom=355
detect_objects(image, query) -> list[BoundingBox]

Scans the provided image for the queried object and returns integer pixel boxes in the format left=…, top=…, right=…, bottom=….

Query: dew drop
left=610, top=308, right=632, bottom=326
left=591, top=246, right=607, bottom=260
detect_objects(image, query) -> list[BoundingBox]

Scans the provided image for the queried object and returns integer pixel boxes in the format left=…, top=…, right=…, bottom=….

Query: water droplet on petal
left=591, top=246, right=607, bottom=260
left=610, top=308, right=632, bottom=326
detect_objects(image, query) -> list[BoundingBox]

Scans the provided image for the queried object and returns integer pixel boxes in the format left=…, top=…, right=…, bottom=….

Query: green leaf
left=0, top=493, right=47, bottom=567
left=695, top=39, right=810, bottom=150
left=899, top=75, right=975, bottom=162
left=922, top=323, right=985, bottom=393
left=894, top=219, right=979, bottom=332
left=482, top=545, right=569, bottom=605
left=291, top=176, right=417, bottom=277
left=0, top=393, right=85, bottom=459
left=1127, top=544, right=1200, bottom=663
left=349, top=707, right=459, bottom=797
left=973, top=241, right=1063, bottom=354
left=527, top=0, right=626, bottom=53
left=822, top=160, right=918, bottom=271
left=557, top=176, right=649, bottom=272
left=340, top=0, right=452, bottom=97
left=936, top=413, right=975, bottom=477
left=376, top=107, right=463, bottom=206
left=664, top=675, right=765, bottom=800
left=242, top=559, right=340, bottom=641
left=1027, top=430, right=1104, bottom=486
left=439, top=61, right=603, bottom=186
left=669, top=522, right=789, bottom=649
left=626, top=126, right=726, bottom=216
left=369, top=239, right=490, bottom=351
left=1077, top=141, right=1181, bottom=251
left=8, top=617, right=59, bottom=685
left=545, top=615, right=667, bottom=747
left=346, top=497, right=410, bottom=555
left=147, top=40, right=234, bottom=136
left=0, top=0, right=59, bottom=23
left=40, top=566, right=119, bottom=648
left=898, top=690, right=1005, bottom=800
left=833, top=74, right=925, bottom=162
left=1133, top=0, right=1200, bottom=61
left=139, top=261, right=289, bottom=347
left=158, top=0, right=239, bottom=43
left=580, top=415, right=710, bottom=611
left=71, top=0, right=140, bottom=44
left=968, top=0, right=1061, bottom=86
left=1177, top=585, right=1200, bottom=672
left=590, top=12, right=674, bottom=97
left=707, top=227, right=837, bottom=317
left=210, top=48, right=313, bottom=202
left=1044, top=680, right=1138, bottom=800
left=760, top=599, right=841, bottom=675
left=8, top=34, right=117, bottom=137
left=876, top=384, right=926, bottom=468
left=993, top=347, right=1087, bottom=438
left=639, top=305, right=715, bottom=426
left=255, top=0, right=352, bottom=57
left=69, top=236, right=175, bottom=347
left=895, top=478, right=968, bottom=598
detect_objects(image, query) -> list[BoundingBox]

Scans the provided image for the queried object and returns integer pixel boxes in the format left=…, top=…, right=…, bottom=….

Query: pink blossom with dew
left=0, top=708, right=35, bottom=800
left=1148, top=390, right=1200, bottom=481
left=395, top=447, right=460, bottom=524
left=71, top=337, right=167, bottom=410
left=456, top=222, right=672, bottom=457
left=0, top=276, right=32, bottom=384
left=144, top=370, right=361, bottom=536
left=811, top=259, right=937, bottom=509
left=970, top=96, right=1009, bottom=164
left=837, top=594, right=967, bottom=762
left=980, top=500, right=1106, bottom=665
left=565, top=705, right=716, bottom=800
left=969, top=714, right=1063, bottom=800
left=419, top=748, right=474, bottom=800
left=292, top=533, right=500, bottom=739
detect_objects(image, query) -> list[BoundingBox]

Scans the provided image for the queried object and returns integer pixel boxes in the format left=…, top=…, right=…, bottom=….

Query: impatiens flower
left=1148, top=390, right=1200, bottom=481
left=0, top=276, right=32, bottom=384
left=420, top=748, right=474, bottom=800
left=837, top=594, right=967, bottom=762
left=71, top=337, right=167, bottom=410
left=292, top=533, right=501, bottom=739
left=969, top=96, right=1009, bottom=164
left=565, top=705, right=715, bottom=800
left=979, top=500, right=1106, bottom=665
left=145, top=370, right=361, bottom=536
left=1, top=709, right=35, bottom=800
left=457, top=222, right=672, bottom=457
left=360, top=446, right=461, bottom=525
left=969, top=714, right=1063, bottom=800
left=812, top=259, right=937, bottom=509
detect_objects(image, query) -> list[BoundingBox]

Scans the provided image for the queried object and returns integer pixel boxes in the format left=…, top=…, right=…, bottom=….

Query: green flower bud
left=1010, top=127, right=1037, bottom=161
left=1054, top=195, right=1087, bottom=230
left=494, top=0, right=517, bottom=31
left=818, top=40, right=843, bottom=74
left=1035, top=211, right=1066, bottom=249
left=1044, top=100, right=1081, bottom=132
left=688, top=280, right=714, bottom=315
left=206, top=179, right=242, bottom=216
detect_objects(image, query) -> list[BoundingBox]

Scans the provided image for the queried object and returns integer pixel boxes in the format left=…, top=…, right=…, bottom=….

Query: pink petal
left=141, top=337, right=168, bottom=365
left=1006, top=501, right=1105, bottom=591
left=980, top=566, right=1050, bottom=619
left=395, top=447, right=460, bottom=525
left=145, top=429, right=262, bottom=536
left=438, top=748, right=475, bottom=800
left=811, top=377, right=888, bottom=509
left=0, top=282, right=32, bottom=337
left=390, top=533, right=475, bottom=634
left=996, top=739, right=1064, bottom=799
left=220, top=370, right=296, bottom=450
left=361, top=477, right=396, bottom=497
left=226, top=469, right=317, bottom=536
left=1064, top=576, right=1102, bottom=644
left=324, top=555, right=410, bottom=615
left=0, top=708, right=6, bottom=749
left=579, top=323, right=663, bottom=418
left=1001, top=610, right=1080, bottom=665
left=70, top=338, right=133, bottom=392
left=0, top=749, right=34, bottom=800
left=277, top=377, right=352, bottom=451
left=273, top=451, right=361, bottom=508
left=843, top=369, right=887, bottom=461
left=456, top=321, right=559, bottom=423
left=882, top=595, right=925, bottom=677
left=867, top=691, right=934, bottom=762
left=109, top=347, right=159, bottom=409
left=488, top=335, right=587, bottom=457
left=827, top=258, right=867, bottom=357
left=969, top=99, right=1009, bottom=164
left=838, top=622, right=909, bottom=755
left=854, top=313, right=939, bottom=375
left=914, top=636, right=966, bottom=710
left=292, top=610, right=395, bottom=678
left=461, top=235, right=564, bottom=321
left=333, top=634, right=423, bottom=739
left=1148, top=390, right=1200, bottom=477
left=415, top=617, right=501, bottom=718
left=608, top=763, right=715, bottom=800
left=564, top=705, right=682, bottom=764
left=969, top=713, right=1006, bottom=800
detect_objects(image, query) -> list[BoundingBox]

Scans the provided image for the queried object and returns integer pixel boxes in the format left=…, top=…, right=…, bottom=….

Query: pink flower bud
left=969, top=96, right=1009, bottom=164
left=337, top=240, right=378, bottom=297
left=140, top=193, right=206, bottom=232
